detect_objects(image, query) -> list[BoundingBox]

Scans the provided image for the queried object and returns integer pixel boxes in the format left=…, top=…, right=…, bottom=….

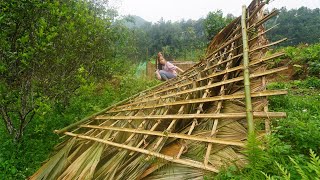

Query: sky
left=108, top=0, right=320, bottom=23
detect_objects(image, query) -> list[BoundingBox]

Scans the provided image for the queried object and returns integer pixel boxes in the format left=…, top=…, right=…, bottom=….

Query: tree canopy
left=266, top=7, right=320, bottom=46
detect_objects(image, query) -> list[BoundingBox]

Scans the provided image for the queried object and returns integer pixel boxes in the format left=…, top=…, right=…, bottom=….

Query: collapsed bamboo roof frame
left=31, top=1, right=288, bottom=179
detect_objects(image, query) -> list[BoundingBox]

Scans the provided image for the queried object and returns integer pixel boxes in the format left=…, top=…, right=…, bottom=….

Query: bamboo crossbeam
left=226, top=9, right=278, bottom=43
left=114, top=67, right=287, bottom=109
left=207, top=6, right=278, bottom=57
left=96, top=112, right=286, bottom=121
left=253, top=9, right=278, bottom=28
left=79, top=125, right=245, bottom=147
left=249, top=38, right=287, bottom=53
left=106, top=90, right=286, bottom=114
left=64, top=132, right=219, bottom=172
left=248, top=24, right=279, bottom=42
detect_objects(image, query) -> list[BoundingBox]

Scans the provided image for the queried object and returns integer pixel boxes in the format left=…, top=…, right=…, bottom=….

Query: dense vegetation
left=118, top=10, right=234, bottom=62
left=0, top=0, right=319, bottom=179
left=266, top=7, right=320, bottom=46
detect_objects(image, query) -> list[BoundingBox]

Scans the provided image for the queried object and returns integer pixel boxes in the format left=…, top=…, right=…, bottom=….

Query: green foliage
left=268, top=81, right=320, bottom=154
left=266, top=7, right=320, bottom=46
left=204, top=10, right=235, bottom=40
left=243, top=134, right=272, bottom=179
left=264, top=150, right=320, bottom=180
left=283, top=43, right=320, bottom=77
left=0, top=0, right=120, bottom=141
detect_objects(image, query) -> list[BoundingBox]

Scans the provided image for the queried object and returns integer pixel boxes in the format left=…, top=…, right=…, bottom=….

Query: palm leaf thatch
left=31, top=1, right=287, bottom=179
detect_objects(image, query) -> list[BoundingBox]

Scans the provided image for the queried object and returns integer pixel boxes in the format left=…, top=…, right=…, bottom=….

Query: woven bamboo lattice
left=31, top=1, right=287, bottom=179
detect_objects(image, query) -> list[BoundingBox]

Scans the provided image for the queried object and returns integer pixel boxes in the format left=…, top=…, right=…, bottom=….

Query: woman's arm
left=176, top=66, right=184, bottom=73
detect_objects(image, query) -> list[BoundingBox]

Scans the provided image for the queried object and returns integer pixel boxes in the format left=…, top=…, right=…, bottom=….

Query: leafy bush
left=284, top=44, right=320, bottom=77
left=264, top=150, right=320, bottom=180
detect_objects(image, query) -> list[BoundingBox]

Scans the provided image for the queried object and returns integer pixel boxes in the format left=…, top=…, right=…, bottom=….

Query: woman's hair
left=157, top=52, right=162, bottom=61
left=157, top=52, right=163, bottom=70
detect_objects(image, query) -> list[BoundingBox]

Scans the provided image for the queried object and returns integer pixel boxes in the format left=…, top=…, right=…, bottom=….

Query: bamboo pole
left=106, top=84, right=286, bottom=115
left=249, top=38, right=287, bottom=53
left=241, top=5, right=254, bottom=135
left=96, top=112, right=286, bottom=121
left=262, top=76, right=271, bottom=134
left=64, top=132, right=219, bottom=172
left=79, top=125, right=245, bottom=147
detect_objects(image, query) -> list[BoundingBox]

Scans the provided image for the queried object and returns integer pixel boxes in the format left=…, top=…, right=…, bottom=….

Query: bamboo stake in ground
left=241, top=5, right=254, bottom=135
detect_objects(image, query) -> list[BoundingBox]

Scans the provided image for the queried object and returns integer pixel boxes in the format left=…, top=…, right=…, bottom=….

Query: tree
left=0, top=0, right=116, bottom=141
left=266, top=7, right=320, bottom=46
left=204, top=10, right=234, bottom=40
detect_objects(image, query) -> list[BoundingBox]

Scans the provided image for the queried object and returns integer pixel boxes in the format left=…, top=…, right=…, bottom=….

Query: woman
left=155, top=52, right=184, bottom=81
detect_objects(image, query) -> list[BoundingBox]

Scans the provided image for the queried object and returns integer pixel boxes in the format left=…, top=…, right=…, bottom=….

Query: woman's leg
left=159, top=70, right=176, bottom=81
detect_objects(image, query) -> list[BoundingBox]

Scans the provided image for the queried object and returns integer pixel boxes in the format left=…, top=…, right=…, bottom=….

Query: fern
left=275, top=161, right=291, bottom=180
left=307, top=149, right=320, bottom=179
left=261, top=171, right=276, bottom=180
left=289, top=156, right=309, bottom=180
left=244, top=133, right=271, bottom=179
